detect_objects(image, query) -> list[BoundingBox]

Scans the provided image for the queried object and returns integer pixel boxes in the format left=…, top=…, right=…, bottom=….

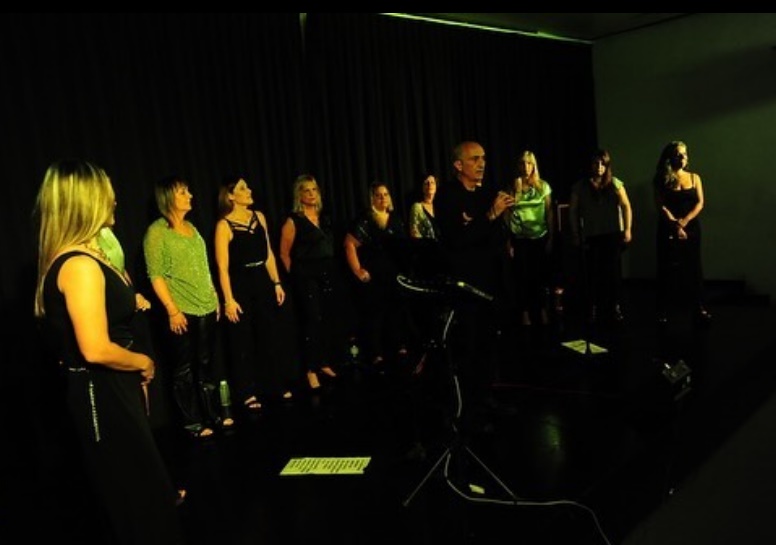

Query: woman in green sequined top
left=144, top=175, right=232, bottom=439
left=504, top=151, right=554, bottom=326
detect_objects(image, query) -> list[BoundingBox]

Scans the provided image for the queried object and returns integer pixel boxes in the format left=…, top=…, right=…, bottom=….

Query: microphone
left=396, top=274, right=494, bottom=302
left=446, top=279, right=494, bottom=302
left=396, top=275, right=444, bottom=296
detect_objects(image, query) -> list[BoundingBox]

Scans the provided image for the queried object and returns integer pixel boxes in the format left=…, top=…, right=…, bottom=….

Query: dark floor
left=7, top=282, right=776, bottom=545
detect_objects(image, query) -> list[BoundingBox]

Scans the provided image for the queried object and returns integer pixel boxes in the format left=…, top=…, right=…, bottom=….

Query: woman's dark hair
left=590, top=149, right=613, bottom=188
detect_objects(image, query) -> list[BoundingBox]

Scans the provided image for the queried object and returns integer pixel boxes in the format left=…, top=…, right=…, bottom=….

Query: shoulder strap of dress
left=59, top=249, right=96, bottom=262
left=225, top=215, right=255, bottom=231
left=50, top=250, right=99, bottom=275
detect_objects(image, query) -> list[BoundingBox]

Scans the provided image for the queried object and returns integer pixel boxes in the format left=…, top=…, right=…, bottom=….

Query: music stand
left=396, top=275, right=519, bottom=507
left=569, top=217, right=600, bottom=357
left=577, top=231, right=593, bottom=356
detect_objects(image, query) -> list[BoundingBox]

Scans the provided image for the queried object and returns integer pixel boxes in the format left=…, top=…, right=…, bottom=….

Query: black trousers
left=166, top=311, right=223, bottom=430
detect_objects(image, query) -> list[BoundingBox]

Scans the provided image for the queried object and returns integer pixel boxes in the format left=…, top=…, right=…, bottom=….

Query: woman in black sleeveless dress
left=34, top=160, right=183, bottom=545
left=215, top=176, right=299, bottom=410
left=279, top=174, right=353, bottom=389
left=653, top=140, right=711, bottom=324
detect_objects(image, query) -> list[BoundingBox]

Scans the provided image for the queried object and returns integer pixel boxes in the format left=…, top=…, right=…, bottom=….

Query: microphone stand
left=398, top=276, right=518, bottom=508
left=575, top=217, right=592, bottom=356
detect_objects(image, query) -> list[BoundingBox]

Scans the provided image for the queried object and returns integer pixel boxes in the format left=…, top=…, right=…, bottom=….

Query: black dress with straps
left=223, top=212, right=299, bottom=402
left=42, top=251, right=182, bottom=545
left=286, top=211, right=352, bottom=372
left=656, top=174, right=705, bottom=312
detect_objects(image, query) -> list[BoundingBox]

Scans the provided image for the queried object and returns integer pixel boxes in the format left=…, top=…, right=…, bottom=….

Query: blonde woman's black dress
left=42, top=251, right=182, bottom=545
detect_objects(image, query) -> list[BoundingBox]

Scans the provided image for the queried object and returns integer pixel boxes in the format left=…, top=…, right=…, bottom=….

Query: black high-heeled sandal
left=243, top=396, right=262, bottom=413
left=696, top=307, right=713, bottom=324
left=307, top=371, right=321, bottom=390
left=176, top=489, right=187, bottom=506
left=218, top=416, right=236, bottom=431
left=186, top=424, right=214, bottom=441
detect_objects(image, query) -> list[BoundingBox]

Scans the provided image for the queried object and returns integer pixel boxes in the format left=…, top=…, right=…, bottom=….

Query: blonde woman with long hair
left=503, top=150, right=554, bottom=326
left=34, top=159, right=183, bottom=544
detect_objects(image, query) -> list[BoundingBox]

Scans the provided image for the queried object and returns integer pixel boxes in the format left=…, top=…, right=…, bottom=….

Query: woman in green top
left=504, top=151, right=554, bottom=326
left=144, top=175, right=232, bottom=439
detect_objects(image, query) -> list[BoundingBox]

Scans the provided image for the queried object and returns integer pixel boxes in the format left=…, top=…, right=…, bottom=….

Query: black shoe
left=186, top=424, right=215, bottom=442
left=695, top=307, right=712, bottom=324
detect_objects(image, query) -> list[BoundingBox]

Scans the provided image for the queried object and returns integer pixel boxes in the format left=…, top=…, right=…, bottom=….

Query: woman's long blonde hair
left=33, top=159, right=115, bottom=317
left=515, top=150, right=542, bottom=192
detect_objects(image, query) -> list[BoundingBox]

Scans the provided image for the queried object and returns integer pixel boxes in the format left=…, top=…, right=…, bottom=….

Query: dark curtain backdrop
left=2, top=12, right=595, bottom=308
left=304, top=13, right=596, bottom=229
left=2, top=13, right=306, bottom=301
left=1, top=12, right=595, bottom=450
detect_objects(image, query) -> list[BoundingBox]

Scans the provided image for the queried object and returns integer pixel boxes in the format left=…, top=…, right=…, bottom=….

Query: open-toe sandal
left=176, top=489, right=187, bottom=506
left=219, top=416, right=236, bottom=430
left=188, top=425, right=214, bottom=441
left=243, top=396, right=262, bottom=413
left=320, top=366, right=337, bottom=378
